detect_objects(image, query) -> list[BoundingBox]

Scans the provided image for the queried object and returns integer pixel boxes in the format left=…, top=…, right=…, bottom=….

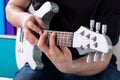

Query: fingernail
left=53, top=32, right=56, bottom=36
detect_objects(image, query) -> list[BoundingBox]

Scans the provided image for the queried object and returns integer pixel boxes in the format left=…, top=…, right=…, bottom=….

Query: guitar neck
left=44, top=30, right=73, bottom=47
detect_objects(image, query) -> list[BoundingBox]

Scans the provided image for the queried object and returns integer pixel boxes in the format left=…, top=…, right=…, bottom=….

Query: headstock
left=73, top=26, right=112, bottom=53
left=72, top=20, right=112, bottom=62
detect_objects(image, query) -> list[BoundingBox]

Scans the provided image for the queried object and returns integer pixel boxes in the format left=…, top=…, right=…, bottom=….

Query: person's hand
left=20, top=13, right=46, bottom=45
left=37, top=32, right=74, bottom=73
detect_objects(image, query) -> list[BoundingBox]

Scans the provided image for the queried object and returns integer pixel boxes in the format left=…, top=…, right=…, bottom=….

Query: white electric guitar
left=16, top=1, right=112, bottom=70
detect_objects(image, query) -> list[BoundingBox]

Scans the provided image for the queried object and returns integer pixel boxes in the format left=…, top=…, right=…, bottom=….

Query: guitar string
left=45, top=31, right=97, bottom=48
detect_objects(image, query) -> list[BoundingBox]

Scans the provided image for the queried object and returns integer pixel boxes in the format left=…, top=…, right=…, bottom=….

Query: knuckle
left=22, top=20, right=30, bottom=28
left=40, top=34, right=45, bottom=40
left=27, top=22, right=33, bottom=29
left=34, top=27, right=40, bottom=33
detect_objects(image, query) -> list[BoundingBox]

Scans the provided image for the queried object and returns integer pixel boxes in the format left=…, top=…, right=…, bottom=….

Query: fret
left=43, top=30, right=73, bottom=47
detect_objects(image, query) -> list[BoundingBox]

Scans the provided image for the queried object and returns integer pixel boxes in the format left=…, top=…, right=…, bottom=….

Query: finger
left=49, top=32, right=57, bottom=49
left=60, top=46, right=71, bottom=56
left=27, top=21, right=43, bottom=34
left=37, top=32, right=49, bottom=53
left=24, top=28, right=38, bottom=45
left=34, top=16, right=46, bottom=29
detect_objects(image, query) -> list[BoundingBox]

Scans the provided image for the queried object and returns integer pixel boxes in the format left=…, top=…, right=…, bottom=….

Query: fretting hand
left=37, top=32, right=74, bottom=73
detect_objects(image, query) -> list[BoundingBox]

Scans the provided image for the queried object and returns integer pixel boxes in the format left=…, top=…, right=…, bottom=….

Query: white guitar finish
left=16, top=1, right=59, bottom=69
left=73, top=26, right=112, bottom=55
left=16, top=1, right=112, bottom=70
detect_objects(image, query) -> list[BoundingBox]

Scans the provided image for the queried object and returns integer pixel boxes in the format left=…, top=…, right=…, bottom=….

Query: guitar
left=16, top=1, right=112, bottom=70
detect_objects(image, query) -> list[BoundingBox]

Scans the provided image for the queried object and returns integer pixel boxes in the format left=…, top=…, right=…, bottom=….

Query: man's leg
left=60, top=63, right=120, bottom=80
left=95, top=63, right=120, bottom=80
left=13, top=63, right=40, bottom=80
left=13, top=63, right=63, bottom=80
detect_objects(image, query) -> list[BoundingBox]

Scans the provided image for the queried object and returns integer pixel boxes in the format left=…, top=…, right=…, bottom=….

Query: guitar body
left=16, top=1, right=112, bottom=70
left=16, top=1, right=59, bottom=69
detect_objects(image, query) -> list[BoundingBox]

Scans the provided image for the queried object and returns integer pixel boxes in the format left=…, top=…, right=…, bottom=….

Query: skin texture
left=6, top=0, right=112, bottom=76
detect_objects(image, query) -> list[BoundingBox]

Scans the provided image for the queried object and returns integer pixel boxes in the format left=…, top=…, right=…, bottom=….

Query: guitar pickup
left=20, top=29, right=24, bottom=43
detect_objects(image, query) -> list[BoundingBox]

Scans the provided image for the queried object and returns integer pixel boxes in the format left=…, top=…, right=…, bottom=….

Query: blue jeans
left=13, top=62, right=120, bottom=80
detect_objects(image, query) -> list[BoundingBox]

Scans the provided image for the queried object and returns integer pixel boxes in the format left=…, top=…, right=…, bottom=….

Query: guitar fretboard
left=44, top=30, right=73, bottom=47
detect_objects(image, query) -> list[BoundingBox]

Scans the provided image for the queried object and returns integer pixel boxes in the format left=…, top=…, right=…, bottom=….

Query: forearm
left=70, top=53, right=112, bottom=76
left=36, top=32, right=113, bottom=76
left=6, top=0, right=31, bottom=27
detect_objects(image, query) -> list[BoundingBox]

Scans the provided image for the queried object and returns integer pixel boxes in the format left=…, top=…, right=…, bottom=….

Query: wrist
left=19, top=12, right=31, bottom=27
left=64, top=61, right=77, bottom=74
left=69, top=61, right=78, bottom=74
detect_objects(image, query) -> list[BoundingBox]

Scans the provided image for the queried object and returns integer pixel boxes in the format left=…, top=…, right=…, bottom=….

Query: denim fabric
left=13, top=63, right=63, bottom=80
left=95, top=64, right=120, bottom=80
left=13, top=63, right=120, bottom=80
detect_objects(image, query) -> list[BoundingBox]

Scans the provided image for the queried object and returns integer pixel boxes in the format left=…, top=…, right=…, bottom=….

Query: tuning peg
left=86, top=44, right=90, bottom=49
left=92, top=36, right=97, bottom=42
left=95, top=22, right=101, bottom=33
left=102, top=24, right=107, bottom=35
left=80, top=31, right=85, bottom=36
left=86, top=53, right=92, bottom=63
left=80, top=45, right=84, bottom=50
left=86, top=34, right=90, bottom=39
left=101, top=24, right=107, bottom=61
left=87, top=20, right=94, bottom=63
left=93, top=42, right=98, bottom=48
left=90, top=20, right=95, bottom=31
left=93, top=22, right=101, bottom=62
left=101, top=53, right=106, bottom=61
left=93, top=52, right=99, bottom=62
left=86, top=19, right=95, bottom=63
left=20, top=29, right=24, bottom=43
